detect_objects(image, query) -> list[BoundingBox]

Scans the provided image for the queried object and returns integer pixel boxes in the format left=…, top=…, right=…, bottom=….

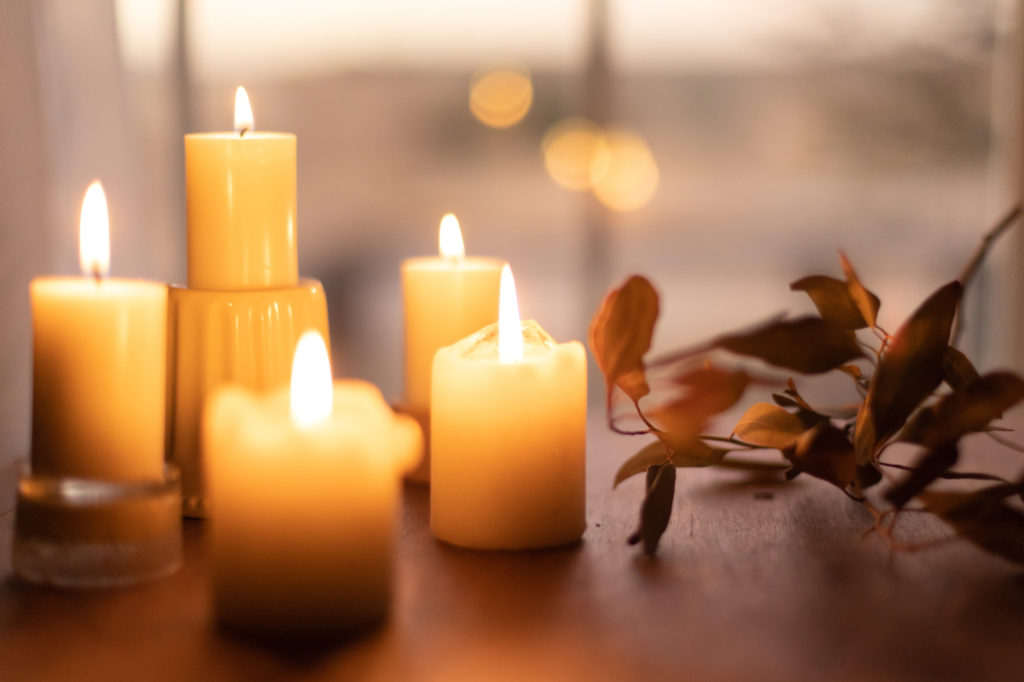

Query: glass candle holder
left=12, top=464, right=183, bottom=589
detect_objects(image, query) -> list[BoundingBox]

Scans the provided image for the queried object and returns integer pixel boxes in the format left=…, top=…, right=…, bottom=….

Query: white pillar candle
left=431, top=266, right=586, bottom=550
left=204, top=332, right=421, bottom=635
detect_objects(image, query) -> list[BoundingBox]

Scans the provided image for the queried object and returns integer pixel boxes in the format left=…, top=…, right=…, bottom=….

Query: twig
left=878, top=460, right=1011, bottom=484
left=952, top=204, right=1021, bottom=345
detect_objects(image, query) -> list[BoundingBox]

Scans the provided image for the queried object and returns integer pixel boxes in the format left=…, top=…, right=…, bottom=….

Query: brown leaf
left=919, top=488, right=1024, bottom=565
left=884, top=443, right=959, bottom=508
left=838, top=364, right=864, bottom=380
left=854, top=281, right=961, bottom=464
left=588, top=276, right=659, bottom=403
left=785, top=422, right=857, bottom=490
left=713, top=317, right=864, bottom=374
left=783, top=378, right=816, bottom=412
left=733, top=402, right=807, bottom=450
left=627, top=463, right=677, bottom=555
left=790, top=275, right=873, bottom=329
left=650, top=366, right=750, bottom=451
left=900, top=371, right=1024, bottom=448
left=839, top=252, right=881, bottom=329
left=614, top=440, right=726, bottom=488
left=855, top=462, right=883, bottom=490
left=941, top=345, right=980, bottom=391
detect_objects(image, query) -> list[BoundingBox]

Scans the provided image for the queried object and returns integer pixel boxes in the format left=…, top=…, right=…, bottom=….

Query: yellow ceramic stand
left=167, top=280, right=329, bottom=517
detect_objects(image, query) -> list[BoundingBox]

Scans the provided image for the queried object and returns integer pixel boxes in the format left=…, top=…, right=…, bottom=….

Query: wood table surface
left=2, top=419, right=1023, bottom=682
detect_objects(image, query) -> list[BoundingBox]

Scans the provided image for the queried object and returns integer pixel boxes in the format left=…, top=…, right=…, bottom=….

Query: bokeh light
left=542, top=118, right=659, bottom=211
left=469, top=65, right=533, bottom=129
left=589, top=129, right=659, bottom=212
left=541, top=118, right=606, bottom=192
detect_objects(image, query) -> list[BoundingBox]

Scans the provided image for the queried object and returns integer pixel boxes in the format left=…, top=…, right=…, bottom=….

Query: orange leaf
left=839, top=252, right=881, bottom=329
left=649, top=366, right=749, bottom=451
left=588, top=276, right=660, bottom=403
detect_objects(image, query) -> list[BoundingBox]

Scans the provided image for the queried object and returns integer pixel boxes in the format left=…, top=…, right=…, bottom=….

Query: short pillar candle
left=205, top=332, right=422, bottom=634
left=430, top=266, right=586, bottom=549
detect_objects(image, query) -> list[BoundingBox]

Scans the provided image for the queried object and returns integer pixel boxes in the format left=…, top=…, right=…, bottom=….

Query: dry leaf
left=920, top=488, right=1024, bottom=565
left=649, top=366, right=749, bottom=451
left=839, top=252, right=881, bottom=329
left=589, top=276, right=659, bottom=403
left=884, top=443, right=959, bottom=509
left=627, top=463, right=677, bottom=556
left=713, top=317, right=864, bottom=374
left=786, top=422, right=857, bottom=490
left=733, top=402, right=807, bottom=450
left=900, top=371, right=1024, bottom=448
left=790, top=275, right=873, bottom=329
left=941, top=345, right=981, bottom=391
left=854, top=281, right=961, bottom=464
left=614, top=440, right=727, bottom=488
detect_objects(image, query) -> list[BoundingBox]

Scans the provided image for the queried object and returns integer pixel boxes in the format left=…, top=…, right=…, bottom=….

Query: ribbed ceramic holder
left=12, top=465, right=183, bottom=588
left=167, top=279, right=330, bottom=518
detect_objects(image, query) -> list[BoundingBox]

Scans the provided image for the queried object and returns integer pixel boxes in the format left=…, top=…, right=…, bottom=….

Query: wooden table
left=2, top=421, right=1023, bottom=681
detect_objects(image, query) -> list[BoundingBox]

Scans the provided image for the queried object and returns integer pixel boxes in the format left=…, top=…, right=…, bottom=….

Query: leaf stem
left=878, top=460, right=1011, bottom=484
left=984, top=430, right=1024, bottom=454
left=701, top=434, right=761, bottom=449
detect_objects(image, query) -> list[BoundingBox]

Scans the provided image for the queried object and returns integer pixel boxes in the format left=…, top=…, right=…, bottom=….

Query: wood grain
left=2, top=421, right=1023, bottom=681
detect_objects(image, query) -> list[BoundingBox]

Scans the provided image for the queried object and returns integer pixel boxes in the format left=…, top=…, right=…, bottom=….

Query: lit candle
left=30, top=181, right=168, bottom=482
left=205, top=331, right=421, bottom=634
left=430, top=265, right=586, bottom=549
left=400, top=214, right=503, bottom=480
left=184, top=86, right=297, bottom=290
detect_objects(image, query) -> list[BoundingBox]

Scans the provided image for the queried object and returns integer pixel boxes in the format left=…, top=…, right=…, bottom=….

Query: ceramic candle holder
left=12, top=464, right=183, bottom=588
left=167, top=279, right=330, bottom=517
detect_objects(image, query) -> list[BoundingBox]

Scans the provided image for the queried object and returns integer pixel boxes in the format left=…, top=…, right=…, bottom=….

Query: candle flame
left=498, top=265, right=523, bottom=363
left=290, top=331, right=333, bottom=428
left=79, top=180, right=110, bottom=279
left=234, top=86, right=254, bottom=135
left=438, top=213, right=465, bottom=259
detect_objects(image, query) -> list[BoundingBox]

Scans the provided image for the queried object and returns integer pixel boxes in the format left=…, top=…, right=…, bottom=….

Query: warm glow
left=79, top=180, right=110, bottom=278
left=542, top=118, right=607, bottom=192
left=234, top=86, right=254, bottom=134
left=438, top=213, right=465, bottom=259
left=290, top=331, right=333, bottom=429
left=590, top=129, right=660, bottom=212
left=469, top=66, right=533, bottom=129
left=498, top=265, right=523, bottom=364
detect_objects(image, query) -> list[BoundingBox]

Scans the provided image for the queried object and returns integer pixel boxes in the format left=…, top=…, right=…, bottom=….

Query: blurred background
left=2, top=0, right=1022, bottom=469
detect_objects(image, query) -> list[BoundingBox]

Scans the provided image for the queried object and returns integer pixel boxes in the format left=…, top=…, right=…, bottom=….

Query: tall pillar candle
left=30, top=181, right=167, bottom=482
left=184, top=86, right=297, bottom=290
left=205, top=332, right=421, bottom=634
left=431, top=266, right=586, bottom=549
left=401, top=214, right=503, bottom=480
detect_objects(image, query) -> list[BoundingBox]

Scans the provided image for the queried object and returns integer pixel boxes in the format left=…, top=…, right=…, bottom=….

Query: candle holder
left=167, top=280, right=329, bottom=517
left=12, top=464, right=183, bottom=589
left=394, top=403, right=430, bottom=484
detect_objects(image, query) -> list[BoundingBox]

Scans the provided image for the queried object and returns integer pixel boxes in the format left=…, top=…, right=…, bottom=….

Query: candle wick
left=91, top=265, right=103, bottom=283
left=239, top=127, right=249, bottom=138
